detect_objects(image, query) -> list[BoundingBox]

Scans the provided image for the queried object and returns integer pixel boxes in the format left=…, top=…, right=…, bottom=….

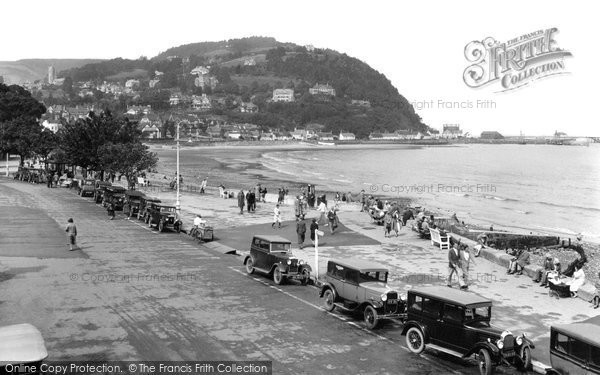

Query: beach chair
left=430, top=227, right=450, bottom=250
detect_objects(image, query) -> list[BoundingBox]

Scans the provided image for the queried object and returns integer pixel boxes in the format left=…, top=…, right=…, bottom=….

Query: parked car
left=146, top=203, right=182, bottom=232
left=0, top=323, right=48, bottom=370
left=123, top=190, right=145, bottom=218
left=102, top=186, right=126, bottom=210
left=243, top=235, right=311, bottom=285
left=545, top=315, right=600, bottom=374
left=137, top=196, right=161, bottom=221
left=319, top=259, right=406, bottom=329
left=93, top=181, right=112, bottom=203
left=402, top=286, right=533, bottom=375
left=78, top=178, right=96, bottom=197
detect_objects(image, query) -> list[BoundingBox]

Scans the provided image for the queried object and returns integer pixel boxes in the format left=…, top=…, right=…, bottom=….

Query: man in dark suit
left=296, top=218, right=306, bottom=249
left=447, top=239, right=466, bottom=289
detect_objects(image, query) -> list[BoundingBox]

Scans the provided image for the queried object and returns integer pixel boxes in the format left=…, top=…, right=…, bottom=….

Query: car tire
left=477, top=349, right=492, bottom=375
left=273, top=268, right=284, bottom=285
left=300, top=268, right=310, bottom=286
left=519, top=346, right=532, bottom=371
left=323, top=289, right=335, bottom=312
left=364, top=305, right=379, bottom=330
left=406, top=327, right=425, bottom=354
left=245, top=258, right=255, bottom=274
left=158, top=220, right=164, bottom=232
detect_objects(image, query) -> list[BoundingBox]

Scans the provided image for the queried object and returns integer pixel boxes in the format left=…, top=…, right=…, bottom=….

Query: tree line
left=0, top=83, right=157, bottom=180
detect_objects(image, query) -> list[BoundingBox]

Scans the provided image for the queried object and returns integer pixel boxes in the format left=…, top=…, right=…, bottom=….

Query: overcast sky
left=3, top=0, right=598, bottom=136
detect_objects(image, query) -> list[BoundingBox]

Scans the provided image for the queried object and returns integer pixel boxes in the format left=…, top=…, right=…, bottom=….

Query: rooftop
left=254, top=235, right=292, bottom=243
left=409, top=286, right=492, bottom=307
left=329, top=258, right=388, bottom=273
left=553, top=315, right=600, bottom=345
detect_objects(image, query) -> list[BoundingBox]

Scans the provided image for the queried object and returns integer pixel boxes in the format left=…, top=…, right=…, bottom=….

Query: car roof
left=253, top=235, right=291, bottom=243
left=0, top=323, right=48, bottom=364
left=409, top=286, right=492, bottom=307
left=553, top=315, right=600, bottom=345
left=125, top=190, right=145, bottom=197
left=328, top=258, right=388, bottom=272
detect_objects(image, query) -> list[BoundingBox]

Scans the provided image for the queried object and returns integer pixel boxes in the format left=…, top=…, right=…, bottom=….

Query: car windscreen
left=465, top=306, right=491, bottom=323
left=270, top=243, right=290, bottom=252
left=160, top=207, right=175, bottom=213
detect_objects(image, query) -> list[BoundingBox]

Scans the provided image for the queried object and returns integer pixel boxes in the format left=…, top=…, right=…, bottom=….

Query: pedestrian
left=237, top=190, right=245, bottom=215
left=107, top=202, right=115, bottom=220
left=278, top=188, right=285, bottom=205
left=260, top=186, right=267, bottom=203
left=294, top=195, right=304, bottom=219
left=327, top=207, right=338, bottom=234
left=52, top=173, right=58, bottom=188
left=272, top=204, right=281, bottom=229
left=247, top=190, right=256, bottom=212
left=296, top=217, right=306, bottom=249
left=317, top=199, right=327, bottom=225
left=200, top=177, right=207, bottom=194
left=47, top=172, right=53, bottom=188
left=447, top=239, right=466, bottom=289
left=460, top=244, right=475, bottom=287
left=65, top=218, right=78, bottom=251
left=310, top=219, right=318, bottom=246
left=383, top=212, right=392, bottom=237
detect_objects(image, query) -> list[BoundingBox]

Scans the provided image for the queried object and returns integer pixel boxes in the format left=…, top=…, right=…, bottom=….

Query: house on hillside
left=192, top=94, right=212, bottom=111
left=317, top=132, right=334, bottom=141
left=190, top=66, right=210, bottom=76
left=244, top=57, right=256, bottom=66
left=272, top=89, right=294, bottom=102
left=351, top=99, right=371, bottom=107
left=239, top=102, right=258, bottom=113
left=169, top=94, right=181, bottom=106
left=339, top=132, right=356, bottom=141
left=125, top=79, right=140, bottom=89
left=309, top=83, right=336, bottom=96
left=369, top=133, right=384, bottom=140
left=149, top=79, right=160, bottom=88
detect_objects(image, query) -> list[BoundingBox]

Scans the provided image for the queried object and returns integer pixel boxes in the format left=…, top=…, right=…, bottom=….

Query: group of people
left=447, top=237, right=475, bottom=290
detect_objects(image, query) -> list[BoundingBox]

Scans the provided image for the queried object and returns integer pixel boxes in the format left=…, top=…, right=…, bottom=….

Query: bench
left=430, top=227, right=450, bottom=250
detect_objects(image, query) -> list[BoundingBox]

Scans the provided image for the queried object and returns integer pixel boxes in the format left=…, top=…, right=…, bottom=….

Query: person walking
left=310, top=219, right=319, bottom=246
left=460, top=244, right=475, bottom=287
left=107, top=202, right=115, bottom=220
left=200, top=177, right=207, bottom=194
left=296, top=217, right=306, bottom=249
left=65, top=218, right=78, bottom=251
left=47, top=172, right=53, bottom=188
left=317, top=199, right=327, bottom=225
left=294, top=195, right=304, bottom=219
left=237, top=190, right=245, bottom=215
left=52, top=173, right=58, bottom=188
left=327, top=207, right=338, bottom=234
left=272, top=204, right=282, bottom=229
left=447, top=240, right=466, bottom=289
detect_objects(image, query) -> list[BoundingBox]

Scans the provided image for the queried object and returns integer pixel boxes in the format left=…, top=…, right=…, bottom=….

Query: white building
left=191, top=66, right=210, bottom=76
left=272, top=88, right=294, bottom=102
left=309, top=83, right=336, bottom=96
left=339, top=132, right=356, bottom=141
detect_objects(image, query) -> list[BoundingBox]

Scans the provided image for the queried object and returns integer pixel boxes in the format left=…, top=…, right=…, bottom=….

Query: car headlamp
left=381, top=293, right=387, bottom=301
left=299, top=260, right=304, bottom=265
left=287, top=260, right=292, bottom=265
left=496, top=339, right=504, bottom=349
left=516, top=336, right=523, bottom=345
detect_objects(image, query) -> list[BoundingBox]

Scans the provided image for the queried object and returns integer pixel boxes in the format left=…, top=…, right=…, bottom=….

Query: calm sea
left=156, top=143, right=600, bottom=243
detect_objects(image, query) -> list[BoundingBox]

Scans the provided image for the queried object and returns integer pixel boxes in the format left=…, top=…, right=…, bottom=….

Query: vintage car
left=545, top=315, right=600, bottom=374
left=102, top=186, right=126, bottom=210
left=402, top=286, right=533, bottom=375
left=78, top=178, right=96, bottom=197
left=137, top=196, right=161, bottom=221
left=319, top=259, right=406, bottom=329
left=0, top=323, right=48, bottom=371
left=122, top=190, right=145, bottom=218
left=93, top=181, right=112, bottom=203
left=243, top=235, right=311, bottom=285
left=146, top=203, right=182, bottom=232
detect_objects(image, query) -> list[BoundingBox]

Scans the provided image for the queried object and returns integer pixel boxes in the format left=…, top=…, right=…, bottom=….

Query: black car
left=137, top=196, right=161, bottom=221
left=93, top=181, right=112, bottom=204
left=546, top=315, right=600, bottom=374
left=78, top=179, right=96, bottom=197
left=146, top=203, right=181, bottom=232
left=102, top=186, right=126, bottom=210
left=123, top=190, right=145, bottom=218
left=243, top=235, right=311, bottom=285
left=402, top=286, right=533, bottom=375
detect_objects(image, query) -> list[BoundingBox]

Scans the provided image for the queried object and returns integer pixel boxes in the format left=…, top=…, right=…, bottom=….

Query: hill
left=0, top=59, right=103, bottom=84
left=47, top=37, right=428, bottom=136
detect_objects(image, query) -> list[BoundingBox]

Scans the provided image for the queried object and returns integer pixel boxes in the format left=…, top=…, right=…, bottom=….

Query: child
left=65, top=218, right=77, bottom=251
left=272, top=204, right=281, bottom=229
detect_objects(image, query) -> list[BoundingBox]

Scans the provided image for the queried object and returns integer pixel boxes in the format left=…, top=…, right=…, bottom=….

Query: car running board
left=333, top=303, right=360, bottom=312
left=426, top=343, right=466, bottom=359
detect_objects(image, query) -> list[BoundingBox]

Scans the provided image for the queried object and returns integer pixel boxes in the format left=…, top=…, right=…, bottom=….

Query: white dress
left=568, top=269, right=586, bottom=292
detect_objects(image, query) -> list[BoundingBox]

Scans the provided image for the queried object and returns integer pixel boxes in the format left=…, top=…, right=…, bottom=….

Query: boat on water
left=317, top=141, right=336, bottom=146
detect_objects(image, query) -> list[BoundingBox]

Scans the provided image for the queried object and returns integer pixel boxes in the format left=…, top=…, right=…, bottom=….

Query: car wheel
left=300, top=268, right=310, bottom=286
left=273, top=268, right=284, bottom=285
left=519, top=346, right=532, bottom=371
left=405, top=327, right=425, bottom=354
left=245, top=258, right=255, bottom=274
left=364, top=305, right=379, bottom=330
left=158, top=221, right=164, bottom=232
left=323, top=289, right=335, bottom=312
left=477, top=349, right=492, bottom=375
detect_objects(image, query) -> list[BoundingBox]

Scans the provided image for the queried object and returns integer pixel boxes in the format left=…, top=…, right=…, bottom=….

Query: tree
left=98, top=142, right=157, bottom=182
left=33, top=128, right=59, bottom=163
left=3, top=117, right=43, bottom=165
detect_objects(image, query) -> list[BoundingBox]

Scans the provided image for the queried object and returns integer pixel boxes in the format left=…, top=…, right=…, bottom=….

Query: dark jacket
left=237, top=191, right=245, bottom=207
left=310, top=222, right=318, bottom=240
left=296, top=221, right=306, bottom=235
left=448, top=247, right=461, bottom=268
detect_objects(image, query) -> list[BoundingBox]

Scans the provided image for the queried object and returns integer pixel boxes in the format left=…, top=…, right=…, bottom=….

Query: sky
left=2, top=0, right=599, bottom=136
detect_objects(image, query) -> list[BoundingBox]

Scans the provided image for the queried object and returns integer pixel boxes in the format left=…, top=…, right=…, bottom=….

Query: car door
left=437, top=303, right=467, bottom=353
left=342, top=269, right=360, bottom=303
left=420, top=298, right=443, bottom=345
left=251, top=238, right=266, bottom=270
left=327, top=263, right=345, bottom=299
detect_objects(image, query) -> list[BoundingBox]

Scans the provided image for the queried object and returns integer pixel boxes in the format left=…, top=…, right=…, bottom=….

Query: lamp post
left=176, top=120, right=181, bottom=213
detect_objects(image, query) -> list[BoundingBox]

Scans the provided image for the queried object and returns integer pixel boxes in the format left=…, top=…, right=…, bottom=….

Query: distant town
left=0, top=65, right=596, bottom=145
